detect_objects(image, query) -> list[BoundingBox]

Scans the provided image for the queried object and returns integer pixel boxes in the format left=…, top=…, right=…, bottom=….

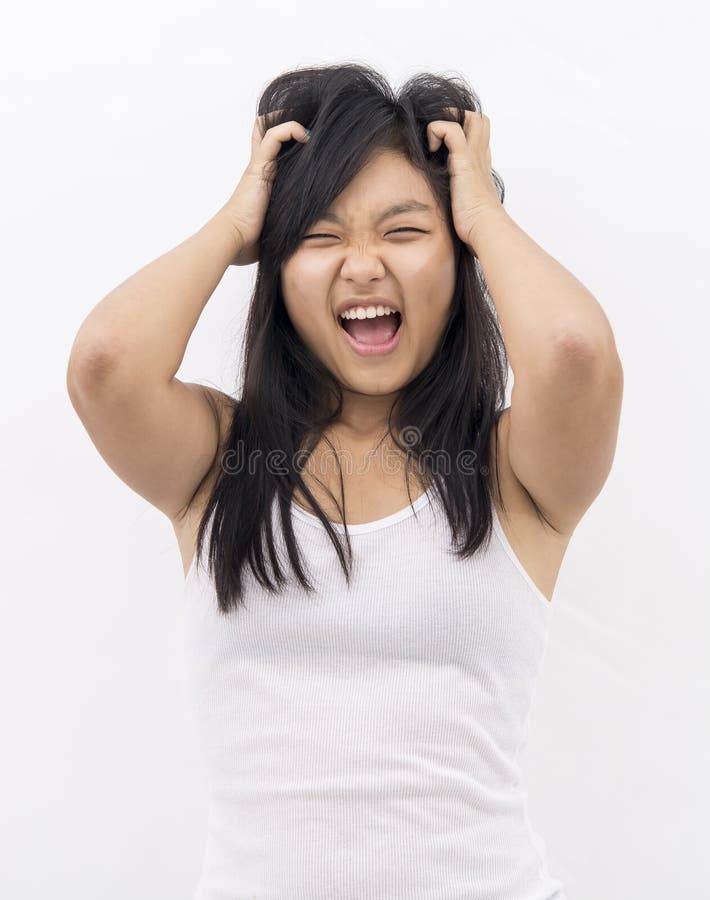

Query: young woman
left=67, top=63, right=623, bottom=899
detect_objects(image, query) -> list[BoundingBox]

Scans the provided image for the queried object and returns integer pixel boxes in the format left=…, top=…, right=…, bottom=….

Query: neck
left=325, top=389, right=401, bottom=443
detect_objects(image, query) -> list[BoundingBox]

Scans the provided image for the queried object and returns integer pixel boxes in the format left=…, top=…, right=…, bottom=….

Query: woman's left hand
left=427, top=109, right=504, bottom=250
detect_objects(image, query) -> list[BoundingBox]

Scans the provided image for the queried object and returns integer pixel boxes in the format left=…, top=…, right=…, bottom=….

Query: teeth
left=340, top=305, right=398, bottom=320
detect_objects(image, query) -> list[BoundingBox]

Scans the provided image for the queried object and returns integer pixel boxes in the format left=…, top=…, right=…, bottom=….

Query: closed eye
left=303, top=227, right=427, bottom=240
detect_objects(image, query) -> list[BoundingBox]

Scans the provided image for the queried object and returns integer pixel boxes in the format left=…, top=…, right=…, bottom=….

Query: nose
left=338, top=243, right=387, bottom=281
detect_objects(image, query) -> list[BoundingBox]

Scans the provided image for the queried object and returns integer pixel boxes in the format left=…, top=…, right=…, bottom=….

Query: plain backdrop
left=1, top=1, right=708, bottom=897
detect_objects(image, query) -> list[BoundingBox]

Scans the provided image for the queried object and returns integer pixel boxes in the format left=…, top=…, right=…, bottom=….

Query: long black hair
left=180, top=62, right=513, bottom=614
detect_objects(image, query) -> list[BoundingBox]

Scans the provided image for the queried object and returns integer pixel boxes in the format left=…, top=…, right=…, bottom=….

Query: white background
left=2, top=1, right=708, bottom=897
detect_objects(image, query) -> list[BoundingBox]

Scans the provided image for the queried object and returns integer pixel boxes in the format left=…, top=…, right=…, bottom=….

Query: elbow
left=549, top=329, right=624, bottom=398
left=553, top=326, right=623, bottom=376
left=66, top=336, right=122, bottom=399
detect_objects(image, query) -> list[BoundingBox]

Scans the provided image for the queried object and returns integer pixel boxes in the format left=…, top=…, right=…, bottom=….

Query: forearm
left=467, top=207, right=619, bottom=375
left=69, top=206, right=243, bottom=384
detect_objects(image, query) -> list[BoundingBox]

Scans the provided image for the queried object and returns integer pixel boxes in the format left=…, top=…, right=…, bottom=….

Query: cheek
left=405, top=259, right=456, bottom=315
left=281, top=263, right=321, bottom=327
left=400, top=240, right=455, bottom=282
left=282, top=291, right=329, bottom=350
left=402, top=249, right=439, bottom=281
left=285, top=253, right=330, bottom=286
left=281, top=263, right=331, bottom=331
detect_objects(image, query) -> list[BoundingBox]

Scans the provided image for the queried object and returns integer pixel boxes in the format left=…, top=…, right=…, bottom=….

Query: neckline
left=290, top=484, right=434, bottom=534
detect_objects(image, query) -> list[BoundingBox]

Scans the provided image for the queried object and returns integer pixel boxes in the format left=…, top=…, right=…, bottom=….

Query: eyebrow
left=319, top=200, right=434, bottom=227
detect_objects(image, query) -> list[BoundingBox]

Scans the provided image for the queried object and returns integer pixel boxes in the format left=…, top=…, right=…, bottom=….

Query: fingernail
left=304, top=128, right=311, bottom=139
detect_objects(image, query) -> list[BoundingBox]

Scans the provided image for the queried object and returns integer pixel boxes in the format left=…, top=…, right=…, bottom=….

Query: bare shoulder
left=488, top=407, right=573, bottom=602
left=171, top=386, right=236, bottom=579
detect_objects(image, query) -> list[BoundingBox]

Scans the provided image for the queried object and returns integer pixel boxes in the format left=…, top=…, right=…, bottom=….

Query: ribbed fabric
left=181, top=485, right=567, bottom=900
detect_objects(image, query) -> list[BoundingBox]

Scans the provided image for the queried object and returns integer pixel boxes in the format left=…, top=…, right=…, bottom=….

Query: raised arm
left=66, top=114, right=311, bottom=522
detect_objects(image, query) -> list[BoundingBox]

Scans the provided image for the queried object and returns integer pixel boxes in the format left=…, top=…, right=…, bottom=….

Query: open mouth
left=338, top=311, right=402, bottom=347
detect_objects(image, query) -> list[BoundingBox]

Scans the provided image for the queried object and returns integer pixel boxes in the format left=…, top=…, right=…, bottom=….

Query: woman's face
left=280, top=150, right=457, bottom=403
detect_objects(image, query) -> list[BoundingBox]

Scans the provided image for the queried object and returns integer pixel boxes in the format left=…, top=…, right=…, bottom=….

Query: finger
left=255, top=119, right=311, bottom=159
left=448, top=109, right=490, bottom=148
left=455, top=109, right=488, bottom=138
left=427, top=118, right=469, bottom=154
left=253, top=109, right=288, bottom=140
left=255, top=119, right=310, bottom=159
left=441, top=106, right=487, bottom=128
left=450, top=108, right=485, bottom=119
left=441, top=107, right=484, bottom=119
left=263, top=119, right=310, bottom=143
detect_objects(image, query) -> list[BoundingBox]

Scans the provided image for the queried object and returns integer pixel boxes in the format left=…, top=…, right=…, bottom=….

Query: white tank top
left=181, top=484, right=567, bottom=899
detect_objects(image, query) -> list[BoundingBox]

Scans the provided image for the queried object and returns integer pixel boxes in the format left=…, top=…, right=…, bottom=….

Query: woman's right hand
left=220, top=114, right=311, bottom=266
